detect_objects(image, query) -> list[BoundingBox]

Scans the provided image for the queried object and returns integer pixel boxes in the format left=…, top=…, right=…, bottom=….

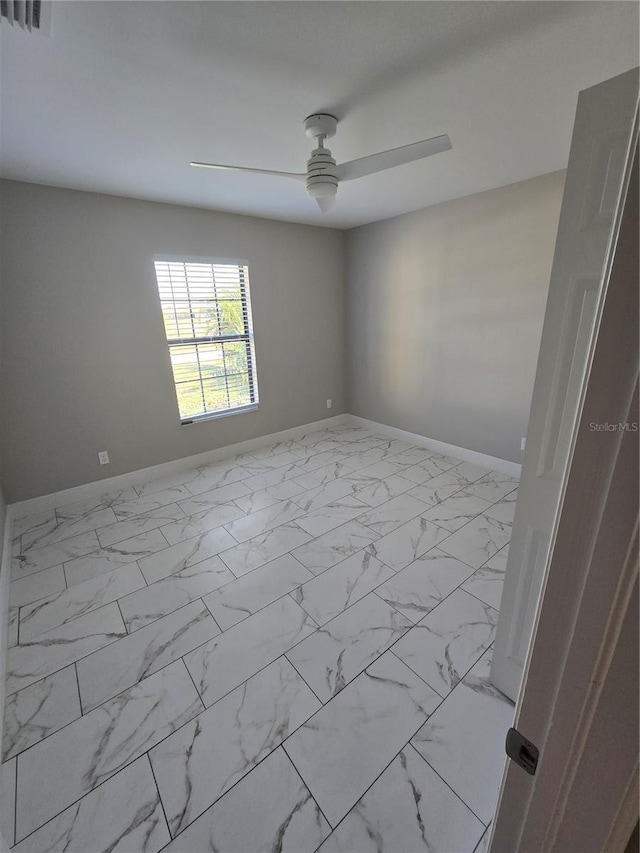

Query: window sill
left=181, top=403, right=259, bottom=426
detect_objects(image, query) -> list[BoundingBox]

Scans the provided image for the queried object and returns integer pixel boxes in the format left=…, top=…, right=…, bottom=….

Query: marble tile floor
left=3, top=424, right=517, bottom=852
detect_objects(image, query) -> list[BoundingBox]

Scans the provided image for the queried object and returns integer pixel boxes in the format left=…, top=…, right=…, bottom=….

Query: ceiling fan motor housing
left=306, top=147, right=338, bottom=198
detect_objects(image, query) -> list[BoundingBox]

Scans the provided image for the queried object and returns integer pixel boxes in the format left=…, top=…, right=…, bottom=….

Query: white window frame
left=153, top=255, right=259, bottom=424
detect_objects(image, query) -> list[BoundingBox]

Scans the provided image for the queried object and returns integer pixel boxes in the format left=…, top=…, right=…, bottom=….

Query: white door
left=490, top=66, right=639, bottom=701
left=490, top=133, right=638, bottom=853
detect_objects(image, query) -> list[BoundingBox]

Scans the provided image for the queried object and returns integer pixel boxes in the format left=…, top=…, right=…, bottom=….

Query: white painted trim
left=346, top=415, right=522, bottom=478
left=9, top=411, right=520, bottom=520
left=10, top=414, right=348, bottom=519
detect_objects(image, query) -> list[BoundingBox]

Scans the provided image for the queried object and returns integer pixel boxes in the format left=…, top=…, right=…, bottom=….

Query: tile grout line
left=380, top=587, right=497, bottom=691
left=371, top=556, right=482, bottom=630
left=12, top=667, right=208, bottom=844
left=315, top=566, right=498, bottom=699
left=180, top=657, right=207, bottom=714
left=115, top=598, right=129, bottom=635
left=11, top=747, right=17, bottom=849
left=6, top=602, right=137, bottom=700
left=12, top=746, right=172, bottom=849
left=8, top=623, right=213, bottom=765
left=461, top=585, right=503, bottom=611
left=283, top=570, right=488, bottom=709
left=387, top=648, right=447, bottom=703
left=289, top=659, right=489, bottom=842
left=405, top=741, right=489, bottom=827
left=280, top=743, right=334, bottom=838
left=176, top=631, right=319, bottom=713
left=73, top=661, right=85, bottom=716
left=200, top=597, right=223, bottom=634
left=199, top=580, right=311, bottom=634
left=281, top=689, right=449, bottom=836
left=144, top=752, right=173, bottom=844
left=283, top=654, right=324, bottom=705
left=146, top=653, right=335, bottom=840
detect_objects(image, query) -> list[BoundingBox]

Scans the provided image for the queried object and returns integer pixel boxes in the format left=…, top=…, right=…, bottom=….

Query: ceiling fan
left=191, top=114, right=452, bottom=212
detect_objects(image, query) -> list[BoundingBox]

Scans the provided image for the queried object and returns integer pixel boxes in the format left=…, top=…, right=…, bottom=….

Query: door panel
left=490, top=67, right=639, bottom=701
left=538, top=275, right=598, bottom=479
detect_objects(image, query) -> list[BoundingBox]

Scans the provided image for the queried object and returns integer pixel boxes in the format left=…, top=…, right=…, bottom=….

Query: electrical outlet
left=520, top=437, right=526, bottom=451
left=326, top=399, right=332, bottom=409
left=98, top=450, right=110, bottom=465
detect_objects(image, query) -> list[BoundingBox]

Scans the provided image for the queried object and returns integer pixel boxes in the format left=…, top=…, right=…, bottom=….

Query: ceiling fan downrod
left=304, top=114, right=339, bottom=203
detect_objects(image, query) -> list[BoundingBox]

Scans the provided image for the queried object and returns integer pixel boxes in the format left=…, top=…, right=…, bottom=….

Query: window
left=153, top=257, right=259, bottom=423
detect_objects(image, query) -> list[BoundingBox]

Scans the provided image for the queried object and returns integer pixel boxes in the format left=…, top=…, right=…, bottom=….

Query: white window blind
left=153, top=259, right=259, bottom=423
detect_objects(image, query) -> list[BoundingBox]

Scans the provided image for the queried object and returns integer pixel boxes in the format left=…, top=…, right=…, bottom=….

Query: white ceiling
left=1, top=1, right=637, bottom=229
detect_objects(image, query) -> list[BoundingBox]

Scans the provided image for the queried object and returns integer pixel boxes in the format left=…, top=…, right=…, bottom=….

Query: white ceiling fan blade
left=190, top=162, right=306, bottom=181
left=335, top=134, right=452, bottom=183
left=315, top=196, right=336, bottom=213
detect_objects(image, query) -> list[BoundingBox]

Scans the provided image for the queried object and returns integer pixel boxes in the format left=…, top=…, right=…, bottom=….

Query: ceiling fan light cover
left=315, top=196, right=336, bottom=213
left=306, top=145, right=338, bottom=198
left=306, top=177, right=338, bottom=198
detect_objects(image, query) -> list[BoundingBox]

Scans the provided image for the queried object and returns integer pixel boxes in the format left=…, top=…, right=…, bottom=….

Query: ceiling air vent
left=1, top=0, right=42, bottom=32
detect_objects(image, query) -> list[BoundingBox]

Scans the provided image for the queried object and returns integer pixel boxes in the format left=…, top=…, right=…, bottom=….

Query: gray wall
left=0, top=181, right=347, bottom=501
left=0, top=216, right=6, bottom=538
left=0, top=489, right=5, bottom=566
left=0, top=171, right=564, bottom=501
left=346, top=171, right=565, bottom=463
left=0, top=489, right=4, bottom=557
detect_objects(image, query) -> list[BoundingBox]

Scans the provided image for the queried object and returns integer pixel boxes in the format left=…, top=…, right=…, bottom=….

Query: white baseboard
left=347, top=415, right=522, bottom=479
left=10, top=411, right=520, bottom=520
left=10, top=414, right=349, bottom=519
